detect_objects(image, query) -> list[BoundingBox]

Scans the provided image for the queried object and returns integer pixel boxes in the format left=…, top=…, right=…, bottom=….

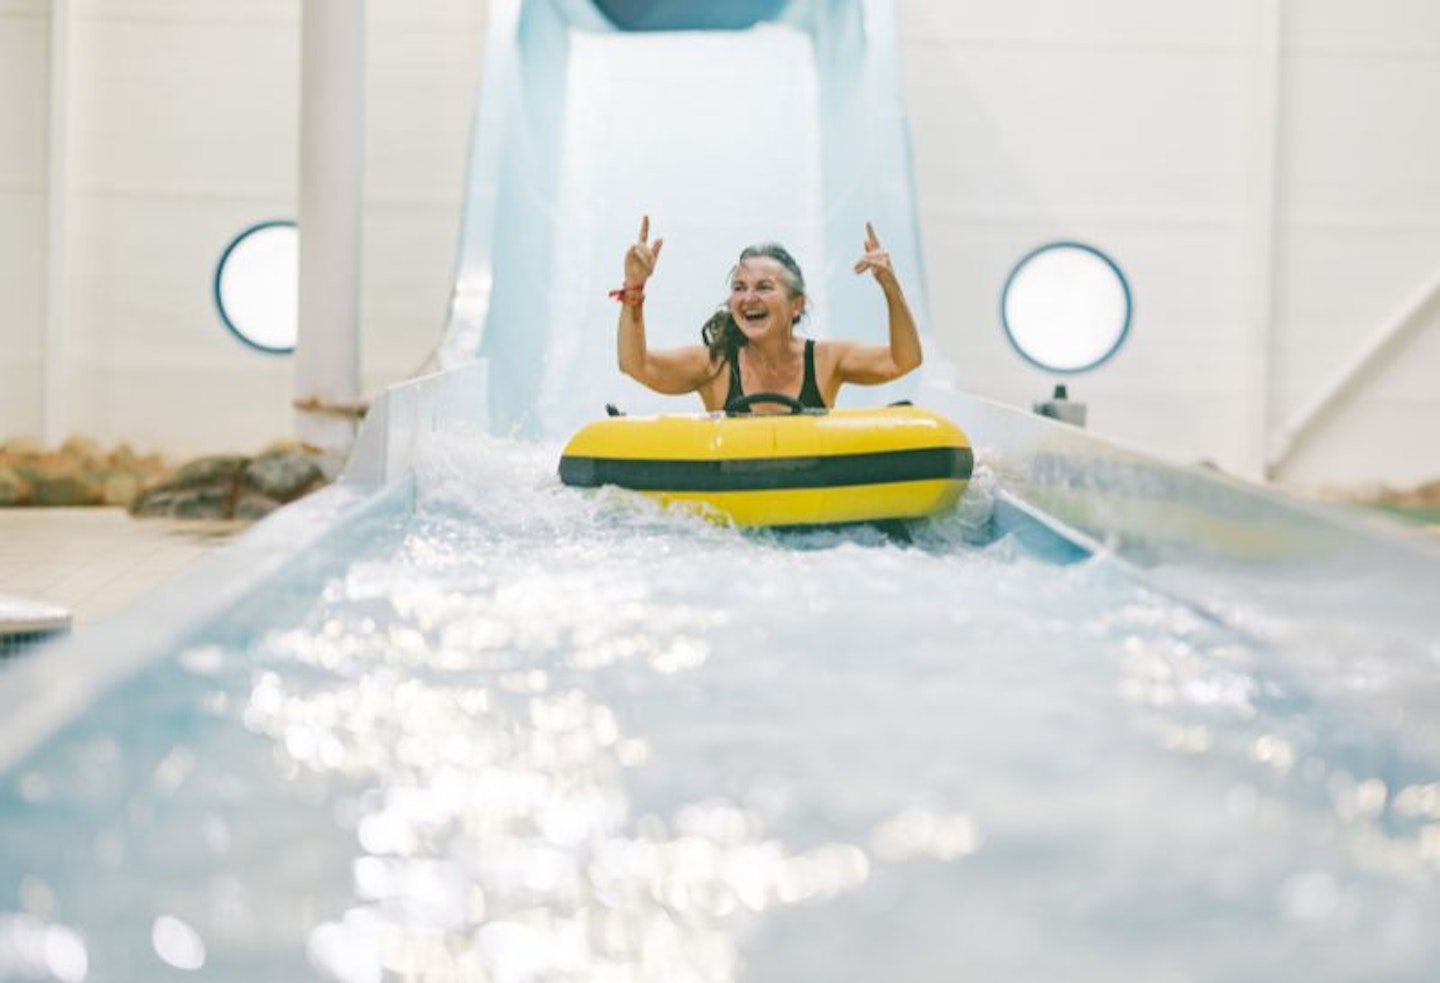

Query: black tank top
left=726, top=339, right=827, bottom=410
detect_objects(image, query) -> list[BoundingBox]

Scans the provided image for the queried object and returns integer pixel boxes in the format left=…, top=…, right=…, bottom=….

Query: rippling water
left=2, top=432, right=1438, bottom=982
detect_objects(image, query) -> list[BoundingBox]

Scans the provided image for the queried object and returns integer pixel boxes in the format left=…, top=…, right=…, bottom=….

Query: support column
left=43, top=0, right=72, bottom=447
left=296, top=0, right=365, bottom=455
left=1247, top=0, right=1283, bottom=482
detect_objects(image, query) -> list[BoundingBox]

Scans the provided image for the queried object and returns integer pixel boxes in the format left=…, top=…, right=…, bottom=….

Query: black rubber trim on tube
left=559, top=446, right=974, bottom=492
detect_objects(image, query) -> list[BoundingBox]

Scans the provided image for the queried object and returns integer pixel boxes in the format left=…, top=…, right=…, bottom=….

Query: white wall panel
left=1270, top=0, right=1440, bottom=485
left=68, top=197, right=292, bottom=362
left=46, top=0, right=483, bottom=455
left=899, top=0, right=1440, bottom=487
left=0, top=6, right=46, bottom=440
left=71, top=0, right=294, bottom=26
left=70, top=361, right=292, bottom=456
left=897, top=0, right=1250, bottom=49
left=1274, top=229, right=1440, bottom=395
left=70, top=17, right=298, bottom=197
left=365, top=23, right=483, bottom=207
left=1286, top=0, right=1440, bottom=56
left=4, top=0, right=1434, bottom=486
left=362, top=7, right=485, bottom=389
left=1282, top=368, right=1440, bottom=489
left=57, top=6, right=298, bottom=453
left=902, top=44, right=1251, bottom=223
left=898, top=0, right=1259, bottom=474
left=0, top=10, right=47, bottom=185
left=1282, top=56, right=1440, bottom=223
left=65, top=194, right=294, bottom=453
left=371, top=0, right=485, bottom=31
left=361, top=207, right=469, bottom=393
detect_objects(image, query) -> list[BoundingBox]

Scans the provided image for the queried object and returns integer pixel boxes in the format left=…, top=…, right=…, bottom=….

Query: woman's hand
left=852, top=221, right=897, bottom=288
left=835, top=219, right=922, bottom=383
left=624, top=214, right=665, bottom=286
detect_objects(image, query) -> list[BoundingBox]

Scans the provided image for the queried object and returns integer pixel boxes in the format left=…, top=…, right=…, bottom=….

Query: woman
left=613, top=215, right=922, bottom=412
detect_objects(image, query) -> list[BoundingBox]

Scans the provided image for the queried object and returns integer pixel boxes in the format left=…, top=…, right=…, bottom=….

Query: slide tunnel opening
left=591, top=0, right=795, bottom=31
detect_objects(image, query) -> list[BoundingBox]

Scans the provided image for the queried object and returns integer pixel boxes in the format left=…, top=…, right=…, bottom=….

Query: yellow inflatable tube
left=559, top=404, right=973, bottom=527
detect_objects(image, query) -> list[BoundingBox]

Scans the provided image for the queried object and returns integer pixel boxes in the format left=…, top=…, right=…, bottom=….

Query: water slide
left=422, top=0, right=1440, bottom=629
left=439, top=0, right=930, bottom=437
left=4, top=2, right=1440, bottom=979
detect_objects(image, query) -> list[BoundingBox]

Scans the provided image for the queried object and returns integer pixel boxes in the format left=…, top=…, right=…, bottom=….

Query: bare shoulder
left=813, top=337, right=864, bottom=370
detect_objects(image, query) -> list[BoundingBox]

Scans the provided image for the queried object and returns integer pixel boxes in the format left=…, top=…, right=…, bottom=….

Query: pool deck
left=0, top=509, right=243, bottom=641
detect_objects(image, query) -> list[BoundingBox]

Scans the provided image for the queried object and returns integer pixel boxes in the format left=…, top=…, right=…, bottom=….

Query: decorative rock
left=1, top=437, right=45, bottom=460
left=31, top=475, right=104, bottom=507
left=1, top=433, right=332, bottom=520
left=0, top=468, right=30, bottom=506
left=168, top=487, right=233, bottom=520
left=242, top=451, right=325, bottom=503
left=111, top=442, right=140, bottom=468
left=168, top=455, right=249, bottom=491
left=126, top=490, right=175, bottom=518
left=103, top=472, right=145, bottom=508
left=233, top=492, right=281, bottom=521
left=130, top=487, right=229, bottom=520
left=60, top=435, right=106, bottom=468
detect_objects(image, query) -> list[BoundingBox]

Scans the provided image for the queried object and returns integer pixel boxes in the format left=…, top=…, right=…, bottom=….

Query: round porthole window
left=214, top=220, right=298, bottom=354
left=1000, top=241, right=1132, bottom=374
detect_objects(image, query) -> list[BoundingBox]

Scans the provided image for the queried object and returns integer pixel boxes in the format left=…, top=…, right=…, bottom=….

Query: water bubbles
left=9, top=431, right=1440, bottom=981
left=1392, top=782, right=1440, bottom=820
left=152, top=746, right=196, bottom=795
left=475, top=919, right=559, bottom=983
left=1158, top=724, right=1213, bottom=755
left=42, top=926, right=88, bottom=983
left=307, top=919, right=383, bottom=983
left=674, top=801, right=763, bottom=847
left=1354, top=778, right=1389, bottom=820
left=0, top=914, right=88, bottom=983
left=1327, top=773, right=1390, bottom=824
left=1251, top=734, right=1297, bottom=774
left=870, top=808, right=983, bottom=862
left=178, top=645, right=227, bottom=675
left=151, top=915, right=206, bottom=971
left=357, top=810, right=420, bottom=857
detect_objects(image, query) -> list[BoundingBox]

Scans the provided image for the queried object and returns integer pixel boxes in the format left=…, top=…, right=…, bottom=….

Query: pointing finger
left=639, top=215, right=650, bottom=243
left=865, top=221, right=879, bottom=250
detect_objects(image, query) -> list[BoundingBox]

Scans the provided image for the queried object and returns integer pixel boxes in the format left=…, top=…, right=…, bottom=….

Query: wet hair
left=702, top=242, right=809, bottom=366
left=701, top=308, right=744, bottom=366
left=737, top=242, right=807, bottom=304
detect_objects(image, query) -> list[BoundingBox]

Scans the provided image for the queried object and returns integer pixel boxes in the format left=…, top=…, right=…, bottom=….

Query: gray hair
left=736, top=242, right=806, bottom=302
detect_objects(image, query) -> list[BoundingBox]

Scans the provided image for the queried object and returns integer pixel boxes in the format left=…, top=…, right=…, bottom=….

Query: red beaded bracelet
left=608, top=284, right=645, bottom=307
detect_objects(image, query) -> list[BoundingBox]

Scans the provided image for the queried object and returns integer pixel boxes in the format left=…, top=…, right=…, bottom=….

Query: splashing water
left=1, top=432, right=1437, bottom=982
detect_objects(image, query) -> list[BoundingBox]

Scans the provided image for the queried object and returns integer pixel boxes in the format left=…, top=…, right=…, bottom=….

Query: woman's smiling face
left=729, top=256, right=804, bottom=341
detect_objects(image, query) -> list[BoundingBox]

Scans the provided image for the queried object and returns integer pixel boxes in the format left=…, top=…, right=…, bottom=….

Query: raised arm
left=615, top=215, right=714, bottom=394
left=834, top=221, right=924, bottom=384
